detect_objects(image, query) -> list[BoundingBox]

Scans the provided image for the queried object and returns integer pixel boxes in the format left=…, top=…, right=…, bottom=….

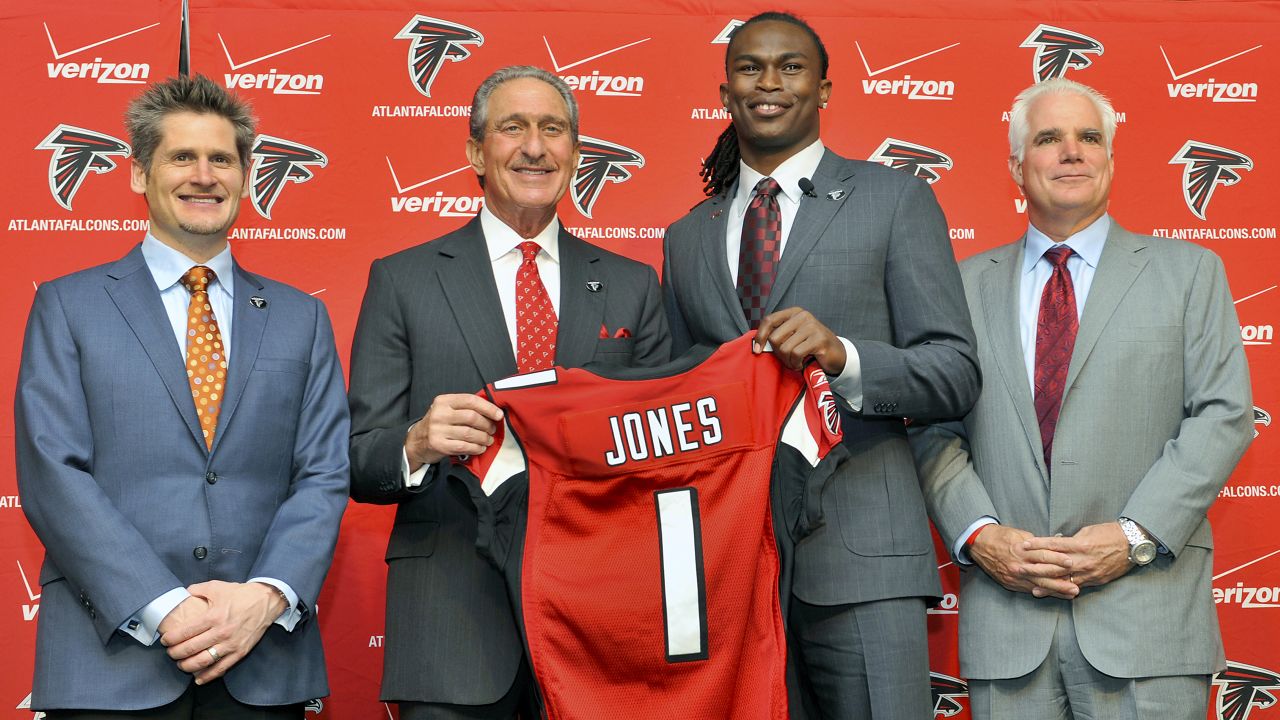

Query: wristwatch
left=1118, top=517, right=1157, bottom=566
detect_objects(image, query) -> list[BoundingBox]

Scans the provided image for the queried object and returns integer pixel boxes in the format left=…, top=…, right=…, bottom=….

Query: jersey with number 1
left=453, top=333, right=846, bottom=720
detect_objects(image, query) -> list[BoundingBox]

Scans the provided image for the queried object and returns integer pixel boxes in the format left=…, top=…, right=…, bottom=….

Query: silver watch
left=1119, top=518, right=1157, bottom=566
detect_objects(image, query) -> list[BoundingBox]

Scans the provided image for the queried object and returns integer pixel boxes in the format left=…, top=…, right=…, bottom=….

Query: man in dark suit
left=15, top=75, right=350, bottom=718
left=912, top=78, right=1251, bottom=720
left=348, top=65, right=670, bottom=719
left=662, top=12, right=979, bottom=720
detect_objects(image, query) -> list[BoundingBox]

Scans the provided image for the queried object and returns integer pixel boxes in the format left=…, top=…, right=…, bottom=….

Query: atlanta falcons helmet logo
left=249, top=135, right=328, bottom=219
left=930, top=672, right=969, bottom=717
left=303, top=698, right=323, bottom=714
left=1214, top=661, right=1280, bottom=720
left=1020, top=24, right=1104, bottom=82
left=870, top=138, right=953, bottom=184
left=572, top=136, right=644, bottom=218
left=35, top=124, right=131, bottom=211
left=395, top=15, right=484, bottom=98
left=1170, top=141, right=1253, bottom=221
left=1255, top=406, right=1272, bottom=438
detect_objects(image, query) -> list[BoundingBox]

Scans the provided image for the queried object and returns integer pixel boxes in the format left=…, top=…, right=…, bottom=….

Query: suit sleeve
left=661, top=229, right=696, bottom=356
left=16, top=282, right=183, bottom=643
left=1120, top=249, right=1251, bottom=556
left=853, top=177, right=980, bottom=420
left=909, top=418, right=1000, bottom=553
left=246, top=299, right=350, bottom=611
left=348, top=259, right=421, bottom=504
left=631, top=263, right=673, bottom=366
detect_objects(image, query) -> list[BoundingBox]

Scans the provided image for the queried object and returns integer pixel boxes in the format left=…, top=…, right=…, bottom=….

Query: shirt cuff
left=248, top=577, right=302, bottom=631
left=827, top=336, right=863, bottom=412
left=122, top=586, right=189, bottom=645
left=954, top=516, right=999, bottom=565
left=402, top=446, right=432, bottom=488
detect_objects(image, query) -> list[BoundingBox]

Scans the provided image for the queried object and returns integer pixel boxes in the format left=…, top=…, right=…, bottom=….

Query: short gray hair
left=125, top=74, right=256, bottom=169
left=468, top=65, right=578, bottom=143
left=1008, top=78, right=1116, bottom=161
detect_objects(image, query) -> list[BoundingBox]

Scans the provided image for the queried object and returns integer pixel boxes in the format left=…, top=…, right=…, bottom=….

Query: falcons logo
left=249, top=135, right=328, bottom=219
left=1170, top=141, right=1253, bottom=221
left=1020, top=24, right=1104, bottom=82
left=572, top=136, right=644, bottom=218
left=395, top=15, right=484, bottom=98
left=870, top=138, right=953, bottom=184
left=1255, top=406, right=1271, bottom=438
left=930, top=672, right=969, bottom=717
left=807, top=367, right=842, bottom=437
left=35, top=124, right=131, bottom=211
left=1214, top=661, right=1280, bottom=720
left=304, top=698, right=323, bottom=714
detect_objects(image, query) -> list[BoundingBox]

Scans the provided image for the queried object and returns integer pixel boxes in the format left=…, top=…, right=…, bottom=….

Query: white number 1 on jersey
left=655, top=487, right=709, bottom=662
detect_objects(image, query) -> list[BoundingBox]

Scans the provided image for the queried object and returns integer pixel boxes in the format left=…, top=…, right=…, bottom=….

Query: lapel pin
left=586, top=281, right=603, bottom=293
left=826, top=189, right=846, bottom=201
left=249, top=296, right=267, bottom=309
left=711, top=209, right=724, bottom=219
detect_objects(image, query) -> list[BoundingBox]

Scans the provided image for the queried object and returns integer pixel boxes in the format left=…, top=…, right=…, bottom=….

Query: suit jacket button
left=88, top=608, right=96, bottom=619
left=193, top=546, right=208, bottom=560
left=205, top=472, right=217, bottom=485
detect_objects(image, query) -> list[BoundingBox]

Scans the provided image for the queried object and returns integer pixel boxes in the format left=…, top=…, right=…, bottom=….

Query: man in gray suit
left=662, top=13, right=979, bottom=719
left=348, top=66, right=670, bottom=719
left=15, top=75, right=350, bottom=717
left=912, top=78, right=1252, bottom=719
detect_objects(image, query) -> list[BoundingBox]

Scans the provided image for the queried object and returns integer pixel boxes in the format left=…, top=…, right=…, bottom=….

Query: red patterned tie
left=179, top=266, right=227, bottom=450
left=1033, top=246, right=1078, bottom=471
left=515, top=241, right=558, bottom=373
left=736, top=177, right=783, bottom=329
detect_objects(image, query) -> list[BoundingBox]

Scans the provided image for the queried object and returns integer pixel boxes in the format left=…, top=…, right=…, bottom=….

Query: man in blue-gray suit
left=15, top=74, right=349, bottom=718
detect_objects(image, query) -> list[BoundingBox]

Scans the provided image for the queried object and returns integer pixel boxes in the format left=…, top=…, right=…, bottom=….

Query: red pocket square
left=600, top=324, right=632, bottom=339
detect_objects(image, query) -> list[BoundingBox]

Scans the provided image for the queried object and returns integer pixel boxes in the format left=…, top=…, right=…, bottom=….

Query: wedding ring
left=207, top=645, right=220, bottom=661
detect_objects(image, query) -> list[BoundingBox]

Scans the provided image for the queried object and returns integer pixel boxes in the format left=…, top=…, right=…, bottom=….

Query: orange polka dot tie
left=515, top=241, right=558, bottom=373
left=179, top=266, right=227, bottom=449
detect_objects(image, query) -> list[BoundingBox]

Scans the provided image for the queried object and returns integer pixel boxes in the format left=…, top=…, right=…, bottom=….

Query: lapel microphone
left=798, top=178, right=818, bottom=198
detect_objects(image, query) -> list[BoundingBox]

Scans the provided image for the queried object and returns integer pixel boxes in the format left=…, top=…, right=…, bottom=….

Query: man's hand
left=969, top=525, right=1079, bottom=599
left=1021, top=522, right=1133, bottom=590
left=156, top=594, right=210, bottom=638
left=406, top=393, right=504, bottom=470
left=753, top=307, right=847, bottom=374
left=160, top=581, right=289, bottom=685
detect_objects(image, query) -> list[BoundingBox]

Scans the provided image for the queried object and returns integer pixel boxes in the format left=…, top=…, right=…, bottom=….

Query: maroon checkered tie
left=515, top=241, right=558, bottom=373
left=1033, top=245, right=1078, bottom=471
left=736, top=177, right=783, bottom=329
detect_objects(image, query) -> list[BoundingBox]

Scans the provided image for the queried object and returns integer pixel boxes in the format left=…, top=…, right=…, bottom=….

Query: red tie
left=179, top=266, right=227, bottom=450
left=1033, top=246, right=1078, bottom=471
left=515, top=241, right=558, bottom=373
left=737, top=177, right=783, bottom=329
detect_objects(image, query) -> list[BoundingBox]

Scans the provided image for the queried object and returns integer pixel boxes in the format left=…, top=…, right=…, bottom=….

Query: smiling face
left=131, top=111, right=248, bottom=259
left=1009, top=91, right=1114, bottom=241
left=465, top=76, right=579, bottom=238
left=721, top=19, right=831, bottom=175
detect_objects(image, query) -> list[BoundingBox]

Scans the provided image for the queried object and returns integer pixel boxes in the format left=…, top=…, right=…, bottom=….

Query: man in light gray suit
left=662, top=13, right=978, bottom=719
left=348, top=66, right=669, bottom=719
left=912, top=78, right=1252, bottom=719
left=15, top=75, right=349, bottom=717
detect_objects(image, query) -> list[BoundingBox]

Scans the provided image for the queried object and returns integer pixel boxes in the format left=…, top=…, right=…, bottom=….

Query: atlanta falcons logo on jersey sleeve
left=394, top=15, right=484, bottom=98
left=870, top=139, right=953, bottom=184
left=1020, top=24, right=1104, bottom=82
left=249, top=135, right=328, bottom=219
left=929, top=672, right=969, bottom=717
left=1169, top=141, right=1253, bottom=221
left=35, top=124, right=131, bottom=211
left=1214, top=661, right=1280, bottom=720
left=572, top=136, right=644, bottom=218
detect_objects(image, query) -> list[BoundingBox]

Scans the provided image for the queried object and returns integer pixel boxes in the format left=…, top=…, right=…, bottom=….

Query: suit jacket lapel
left=1063, top=224, right=1148, bottom=392
left=766, top=150, right=854, bottom=314
left=103, top=245, right=206, bottom=451
left=979, top=242, right=1049, bottom=481
left=698, top=192, right=750, bottom=334
left=555, top=230, right=605, bottom=369
left=436, top=218, right=518, bottom=384
left=212, top=262, right=266, bottom=455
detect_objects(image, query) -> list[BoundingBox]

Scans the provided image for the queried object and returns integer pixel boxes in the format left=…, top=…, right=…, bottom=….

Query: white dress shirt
left=727, top=139, right=864, bottom=410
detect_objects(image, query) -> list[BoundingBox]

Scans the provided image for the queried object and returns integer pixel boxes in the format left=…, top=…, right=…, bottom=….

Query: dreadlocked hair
left=700, top=123, right=740, bottom=197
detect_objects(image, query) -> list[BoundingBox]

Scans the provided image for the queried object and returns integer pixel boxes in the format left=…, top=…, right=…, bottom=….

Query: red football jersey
left=454, top=333, right=845, bottom=720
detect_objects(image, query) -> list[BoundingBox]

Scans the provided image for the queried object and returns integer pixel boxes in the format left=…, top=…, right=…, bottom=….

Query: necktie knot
left=519, top=241, right=541, bottom=265
left=180, top=266, right=215, bottom=295
left=1043, top=245, right=1073, bottom=268
left=754, top=177, right=782, bottom=199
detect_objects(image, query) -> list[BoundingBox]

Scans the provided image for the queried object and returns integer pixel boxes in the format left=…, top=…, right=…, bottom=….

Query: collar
left=1021, top=214, right=1109, bottom=276
left=140, top=233, right=236, bottom=298
left=480, top=207, right=561, bottom=263
left=735, top=139, right=826, bottom=211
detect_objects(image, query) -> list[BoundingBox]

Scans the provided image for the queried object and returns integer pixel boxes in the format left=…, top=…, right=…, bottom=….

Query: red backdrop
left=2, top=1, right=1278, bottom=718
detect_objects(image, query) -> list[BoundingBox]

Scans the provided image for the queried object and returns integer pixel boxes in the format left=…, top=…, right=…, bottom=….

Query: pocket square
left=600, top=324, right=632, bottom=339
